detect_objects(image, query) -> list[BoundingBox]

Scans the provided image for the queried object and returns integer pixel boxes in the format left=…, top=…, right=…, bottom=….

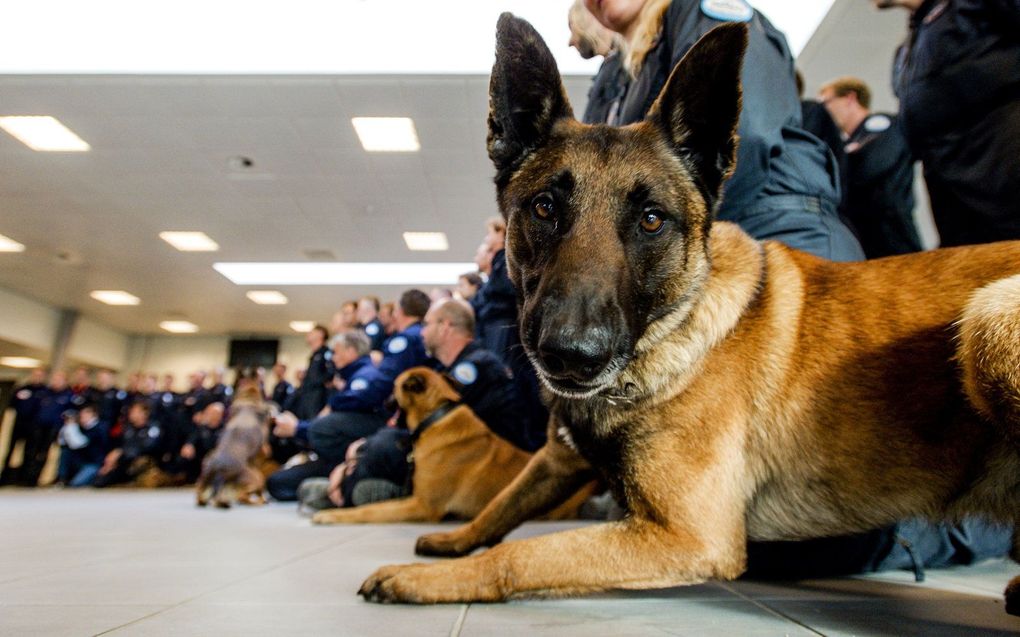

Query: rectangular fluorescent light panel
left=90, top=290, right=141, bottom=306
left=351, top=117, right=420, bottom=152
left=0, top=116, right=90, bottom=151
left=159, top=231, right=220, bottom=252
left=246, top=290, right=288, bottom=305
left=289, top=321, right=315, bottom=333
left=0, top=356, right=42, bottom=368
left=160, top=320, right=199, bottom=333
left=403, top=232, right=449, bottom=251
left=214, top=262, right=476, bottom=286
left=0, top=233, right=26, bottom=252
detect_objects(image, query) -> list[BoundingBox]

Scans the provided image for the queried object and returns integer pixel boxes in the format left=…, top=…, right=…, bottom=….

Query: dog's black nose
left=538, top=332, right=613, bottom=382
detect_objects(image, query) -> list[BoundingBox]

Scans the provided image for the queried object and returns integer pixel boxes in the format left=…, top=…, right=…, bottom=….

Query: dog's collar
left=410, top=400, right=461, bottom=443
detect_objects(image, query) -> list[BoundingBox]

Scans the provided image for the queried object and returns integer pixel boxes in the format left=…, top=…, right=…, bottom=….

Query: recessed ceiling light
left=0, top=116, right=90, bottom=151
left=90, top=290, right=141, bottom=306
left=0, top=356, right=42, bottom=368
left=0, top=233, right=26, bottom=252
left=159, top=320, right=199, bottom=333
left=351, top=117, right=420, bottom=152
left=289, top=321, right=316, bottom=333
left=213, top=262, right=476, bottom=286
left=246, top=290, right=288, bottom=305
left=403, top=232, right=449, bottom=251
left=159, top=231, right=220, bottom=252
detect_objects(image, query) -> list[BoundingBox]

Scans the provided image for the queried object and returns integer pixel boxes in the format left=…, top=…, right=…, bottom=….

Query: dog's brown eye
left=640, top=211, right=665, bottom=235
left=531, top=193, right=555, bottom=221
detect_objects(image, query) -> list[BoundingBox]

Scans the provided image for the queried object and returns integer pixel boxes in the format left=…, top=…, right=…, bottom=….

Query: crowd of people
left=2, top=0, right=1017, bottom=582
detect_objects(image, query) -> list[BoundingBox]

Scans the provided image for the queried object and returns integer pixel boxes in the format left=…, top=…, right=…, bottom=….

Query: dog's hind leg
left=236, top=467, right=266, bottom=505
left=415, top=423, right=595, bottom=558
left=958, top=274, right=1020, bottom=614
left=958, top=275, right=1020, bottom=443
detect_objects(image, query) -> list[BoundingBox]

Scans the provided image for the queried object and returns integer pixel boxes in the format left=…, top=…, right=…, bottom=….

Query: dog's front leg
left=415, top=425, right=594, bottom=557
left=362, top=517, right=743, bottom=603
left=312, top=497, right=433, bottom=524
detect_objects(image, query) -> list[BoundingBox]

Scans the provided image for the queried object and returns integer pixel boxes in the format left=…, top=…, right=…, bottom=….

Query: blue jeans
left=69, top=463, right=100, bottom=488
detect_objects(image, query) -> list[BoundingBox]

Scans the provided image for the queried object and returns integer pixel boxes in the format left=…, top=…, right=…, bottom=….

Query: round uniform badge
left=324, top=350, right=333, bottom=361
left=388, top=336, right=408, bottom=354
left=149, top=426, right=161, bottom=438
left=700, top=0, right=753, bottom=22
left=365, top=323, right=379, bottom=336
left=453, top=362, right=479, bottom=385
left=864, top=114, right=892, bottom=133
left=116, top=390, right=127, bottom=400
left=16, top=389, right=31, bottom=400
left=350, top=378, right=369, bottom=392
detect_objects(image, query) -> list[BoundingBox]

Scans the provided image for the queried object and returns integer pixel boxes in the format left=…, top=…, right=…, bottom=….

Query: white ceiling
left=0, top=0, right=912, bottom=337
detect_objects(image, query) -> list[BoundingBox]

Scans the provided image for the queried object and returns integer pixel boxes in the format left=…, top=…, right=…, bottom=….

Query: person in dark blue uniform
left=291, top=325, right=334, bottom=420
left=584, top=0, right=863, bottom=261
left=0, top=368, right=47, bottom=485
left=92, top=369, right=126, bottom=434
left=269, top=363, right=293, bottom=406
left=879, top=0, right=1020, bottom=247
left=819, top=76, right=923, bottom=258
left=94, top=401, right=165, bottom=488
left=21, top=370, right=74, bottom=486
left=325, top=298, right=541, bottom=510
left=267, top=291, right=431, bottom=501
left=56, top=403, right=109, bottom=488
left=357, top=296, right=387, bottom=353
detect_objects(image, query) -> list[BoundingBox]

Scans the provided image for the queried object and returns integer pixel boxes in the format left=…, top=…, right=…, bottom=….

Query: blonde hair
left=820, top=76, right=873, bottom=110
left=624, top=0, right=672, bottom=79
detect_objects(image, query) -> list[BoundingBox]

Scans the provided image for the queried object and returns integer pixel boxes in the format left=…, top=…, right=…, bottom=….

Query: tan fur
left=312, top=368, right=594, bottom=525
left=355, top=16, right=1020, bottom=610
left=195, top=385, right=273, bottom=508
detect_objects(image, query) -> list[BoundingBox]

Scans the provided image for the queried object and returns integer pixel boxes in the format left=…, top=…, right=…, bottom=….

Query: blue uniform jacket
left=36, top=388, right=74, bottom=432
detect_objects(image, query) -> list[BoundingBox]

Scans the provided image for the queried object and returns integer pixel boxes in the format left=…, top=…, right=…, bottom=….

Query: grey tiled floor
left=1, top=489, right=1018, bottom=636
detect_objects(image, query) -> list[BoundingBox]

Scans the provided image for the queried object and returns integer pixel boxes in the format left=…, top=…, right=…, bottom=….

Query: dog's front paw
left=312, top=509, right=346, bottom=525
left=359, top=560, right=505, bottom=604
left=415, top=530, right=478, bottom=557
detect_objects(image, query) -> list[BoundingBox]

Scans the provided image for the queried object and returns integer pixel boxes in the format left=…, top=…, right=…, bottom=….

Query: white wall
left=0, top=286, right=61, bottom=351
left=123, top=334, right=309, bottom=390
left=67, top=317, right=131, bottom=371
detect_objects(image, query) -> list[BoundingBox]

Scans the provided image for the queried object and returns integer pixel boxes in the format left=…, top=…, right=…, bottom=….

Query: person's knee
left=266, top=469, right=299, bottom=502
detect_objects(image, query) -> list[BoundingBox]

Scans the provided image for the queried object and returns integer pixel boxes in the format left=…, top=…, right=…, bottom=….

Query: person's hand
left=327, top=462, right=347, bottom=507
left=345, top=438, right=366, bottom=463
left=273, top=412, right=299, bottom=438
left=180, top=443, right=196, bottom=460
left=332, top=376, right=346, bottom=391
left=100, top=449, right=121, bottom=474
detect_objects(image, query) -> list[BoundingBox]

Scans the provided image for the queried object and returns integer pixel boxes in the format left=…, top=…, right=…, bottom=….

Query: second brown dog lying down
left=196, top=383, right=275, bottom=508
left=312, top=367, right=594, bottom=524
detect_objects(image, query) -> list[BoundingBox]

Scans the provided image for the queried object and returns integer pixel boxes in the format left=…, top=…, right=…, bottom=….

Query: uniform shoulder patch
left=323, top=349, right=333, bottom=361
left=365, top=323, right=379, bottom=336
left=864, top=114, right=892, bottom=133
left=148, top=426, right=161, bottom=438
left=452, top=362, right=479, bottom=385
left=700, top=0, right=753, bottom=23
left=16, top=389, right=31, bottom=400
left=387, top=336, right=408, bottom=354
left=350, top=378, right=369, bottom=392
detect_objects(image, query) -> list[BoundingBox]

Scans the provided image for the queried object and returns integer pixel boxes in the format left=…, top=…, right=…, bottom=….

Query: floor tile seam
left=449, top=604, right=469, bottom=637
left=718, top=582, right=828, bottom=636
left=92, top=532, right=369, bottom=636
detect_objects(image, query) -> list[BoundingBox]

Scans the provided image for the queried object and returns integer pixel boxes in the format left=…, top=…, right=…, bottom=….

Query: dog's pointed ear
left=488, top=13, right=574, bottom=182
left=401, top=372, right=426, bottom=395
left=645, top=23, right=747, bottom=211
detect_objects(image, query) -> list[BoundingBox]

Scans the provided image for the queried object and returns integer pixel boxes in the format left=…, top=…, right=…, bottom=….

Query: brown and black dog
left=311, top=367, right=593, bottom=524
left=195, top=382, right=274, bottom=508
left=358, top=14, right=1020, bottom=610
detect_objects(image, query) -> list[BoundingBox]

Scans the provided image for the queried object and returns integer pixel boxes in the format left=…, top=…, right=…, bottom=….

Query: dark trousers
left=0, top=419, right=31, bottom=484
left=19, top=426, right=56, bottom=486
left=307, top=411, right=387, bottom=465
left=266, top=458, right=334, bottom=502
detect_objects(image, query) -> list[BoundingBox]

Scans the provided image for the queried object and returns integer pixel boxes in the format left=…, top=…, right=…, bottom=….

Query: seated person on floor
left=93, top=401, right=165, bottom=488
left=164, top=401, right=226, bottom=483
left=303, top=298, right=538, bottom=511
left=267, top=289, right=431, bottom=501
left=56, top=403, right=109, bottom=488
